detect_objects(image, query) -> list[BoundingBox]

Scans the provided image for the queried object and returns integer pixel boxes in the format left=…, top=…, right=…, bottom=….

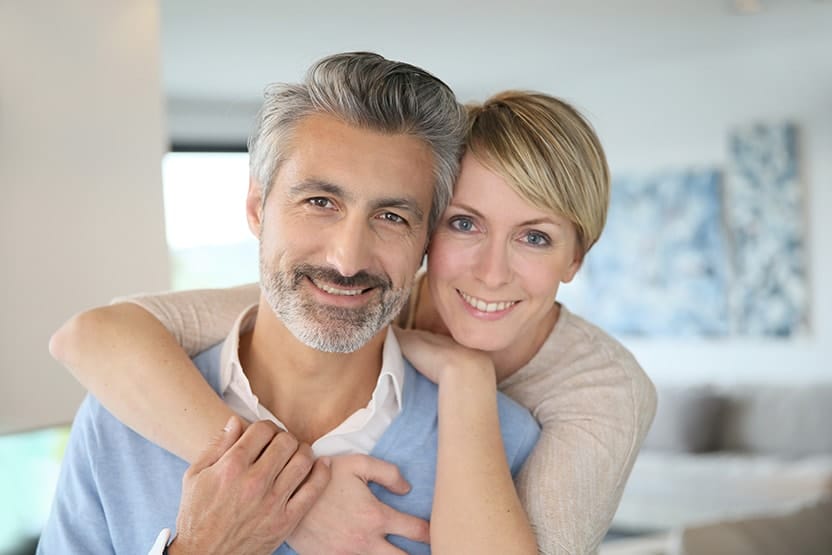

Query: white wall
left=555, top=35, right=832, bottom=387
left=0, top=1, right=170, bottom=433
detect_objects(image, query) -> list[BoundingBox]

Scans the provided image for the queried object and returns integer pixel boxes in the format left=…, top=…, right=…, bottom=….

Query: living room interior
left=1, top=1, right=831, bottom=554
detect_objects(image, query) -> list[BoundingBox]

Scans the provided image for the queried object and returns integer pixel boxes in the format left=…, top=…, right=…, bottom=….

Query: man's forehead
left=276, top=113, right=435, bottom=204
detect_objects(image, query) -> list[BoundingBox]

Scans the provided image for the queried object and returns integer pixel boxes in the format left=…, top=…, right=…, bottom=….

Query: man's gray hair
left=248, top=51, right=467, bottom=233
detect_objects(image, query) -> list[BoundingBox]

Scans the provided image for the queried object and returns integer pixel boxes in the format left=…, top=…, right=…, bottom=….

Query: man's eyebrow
left=371, top=197, right=425, bottom=224
left=289, top=179, right=425, bottom=224
left=288, top=179, right=354, bottom=202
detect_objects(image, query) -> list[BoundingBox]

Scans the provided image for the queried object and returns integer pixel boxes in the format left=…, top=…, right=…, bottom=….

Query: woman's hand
left=396, top=328, right=536, bottom=554
left=287, top=454, right=430, bottom=555
left=395, top=327, right=496, bottom=386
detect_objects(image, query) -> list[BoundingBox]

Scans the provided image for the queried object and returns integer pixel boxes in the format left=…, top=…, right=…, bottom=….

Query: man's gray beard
left=260, top=260, right=409, bottom=353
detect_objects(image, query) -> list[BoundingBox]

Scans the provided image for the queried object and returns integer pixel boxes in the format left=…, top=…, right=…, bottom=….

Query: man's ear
left=246, top=177, right=264, bottom=237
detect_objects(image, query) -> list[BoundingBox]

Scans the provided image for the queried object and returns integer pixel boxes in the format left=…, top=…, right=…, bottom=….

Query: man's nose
left=324, top=214, right=373, bottom=277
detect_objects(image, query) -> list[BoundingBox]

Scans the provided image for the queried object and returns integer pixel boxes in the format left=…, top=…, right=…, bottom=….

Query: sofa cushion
left=674, top=495, right=832, bottom=555
left=643, top=386, right=723, bottom=453
left=719, top=384, right=832, bottom=457
left=612, top=451, right=832, bottom=531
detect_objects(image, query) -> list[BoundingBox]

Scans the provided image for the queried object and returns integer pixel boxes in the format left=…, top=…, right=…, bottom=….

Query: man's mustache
left=293, top=264, right=391, bottom=291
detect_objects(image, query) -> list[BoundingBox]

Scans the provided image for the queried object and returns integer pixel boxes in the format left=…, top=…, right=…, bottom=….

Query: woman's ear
left=246, top=177, right=264, bottom=237
left=561, top=247, right=584, bottom=284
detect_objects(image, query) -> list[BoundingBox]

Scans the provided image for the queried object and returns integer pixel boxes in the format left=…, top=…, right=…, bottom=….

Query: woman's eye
left=524, top=231, right=550, bottom=247
left=449, top=216, right=475, bottom=232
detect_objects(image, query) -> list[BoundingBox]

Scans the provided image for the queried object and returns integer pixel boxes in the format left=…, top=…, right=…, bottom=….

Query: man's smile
left=309, top=277, right=371, bottom=296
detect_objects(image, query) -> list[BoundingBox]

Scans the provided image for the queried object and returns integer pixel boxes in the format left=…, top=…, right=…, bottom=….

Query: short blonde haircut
left=466, top=91, right=610, bottom=258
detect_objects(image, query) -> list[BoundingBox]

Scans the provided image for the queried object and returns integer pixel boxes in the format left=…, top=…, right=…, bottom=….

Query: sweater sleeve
left=113, top=283, right=260, bottom=357
left=501, top=315, right=657, bottom=555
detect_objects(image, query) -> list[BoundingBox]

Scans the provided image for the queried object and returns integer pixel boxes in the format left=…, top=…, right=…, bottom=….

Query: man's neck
left=238, top=297, right=386, bottom=445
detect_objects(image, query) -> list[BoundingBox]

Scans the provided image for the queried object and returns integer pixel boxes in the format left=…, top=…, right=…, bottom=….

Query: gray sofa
left=611, top=382, right=832, bottom=532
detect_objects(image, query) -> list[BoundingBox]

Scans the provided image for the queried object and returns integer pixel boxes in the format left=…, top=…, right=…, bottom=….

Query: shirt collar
left=218, top=305, right=404, bottom=417
left=378, top=326, right=405, bottom=412
left=218, top=304, right=258, bottom=395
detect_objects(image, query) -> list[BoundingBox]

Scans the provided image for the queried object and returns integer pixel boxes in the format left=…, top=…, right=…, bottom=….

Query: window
left=0, top=427, right=69, bottom=554
left=162, top=151, right=258, bottom=290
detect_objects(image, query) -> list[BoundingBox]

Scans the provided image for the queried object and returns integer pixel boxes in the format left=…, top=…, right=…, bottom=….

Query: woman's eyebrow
left=448, top=202, right=485, bottom=219
left=518, top=217, right=563, bottom=228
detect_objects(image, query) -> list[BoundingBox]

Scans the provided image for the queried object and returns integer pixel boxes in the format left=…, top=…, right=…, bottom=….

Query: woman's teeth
left=460, top=291, right=517, bottom=313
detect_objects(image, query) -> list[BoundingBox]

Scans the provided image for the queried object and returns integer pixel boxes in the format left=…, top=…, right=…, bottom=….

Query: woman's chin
left=448, top=327, right=512, bottom=354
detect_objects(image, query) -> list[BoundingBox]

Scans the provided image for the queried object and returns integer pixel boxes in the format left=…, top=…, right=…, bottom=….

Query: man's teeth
left=312, top=279, right=365, bottom=296
left=460, top=291, right=516, bottom=313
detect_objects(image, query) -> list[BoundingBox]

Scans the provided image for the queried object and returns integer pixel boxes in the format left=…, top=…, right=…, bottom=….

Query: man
left=38, top=52, right=540, bottom=555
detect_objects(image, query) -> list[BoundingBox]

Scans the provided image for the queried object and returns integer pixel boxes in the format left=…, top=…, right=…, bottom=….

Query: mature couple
left=40, top=52, right=656, bottom=555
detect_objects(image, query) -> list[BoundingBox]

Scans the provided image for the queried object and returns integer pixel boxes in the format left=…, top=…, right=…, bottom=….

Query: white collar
left=217, top=305, right=405, bottom=456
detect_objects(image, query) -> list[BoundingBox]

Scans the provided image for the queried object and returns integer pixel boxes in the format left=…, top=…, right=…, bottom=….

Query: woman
left=51, top=91, right=656, bottom=554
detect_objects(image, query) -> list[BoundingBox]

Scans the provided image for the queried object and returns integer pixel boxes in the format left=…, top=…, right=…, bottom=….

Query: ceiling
left=160, top=0, right=832, bottom=105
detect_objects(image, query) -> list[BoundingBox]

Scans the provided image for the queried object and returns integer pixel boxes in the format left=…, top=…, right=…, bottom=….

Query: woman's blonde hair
left=466, top=91, right=610, bottom=258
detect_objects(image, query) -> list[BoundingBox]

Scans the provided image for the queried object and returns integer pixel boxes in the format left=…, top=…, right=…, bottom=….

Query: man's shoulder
left=64, top=341, right=225, bottom=468
left=495, top=389, right=537, bottom=427
left=399, top=358, right=536, bottom=422
left=191, top=341, right=226, bottom=393
left=395, top=358, right=538, bottom=473
left=399, top=358, right=537, bottom=438
left=399, top=357, right=438, bottom=408
left=496, top=389, right=539, bottom=448
left=495, top=390, right=540, bottom=473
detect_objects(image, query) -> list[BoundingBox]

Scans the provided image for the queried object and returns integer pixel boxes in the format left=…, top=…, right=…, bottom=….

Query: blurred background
left=1, top=1, right=831, bottom=553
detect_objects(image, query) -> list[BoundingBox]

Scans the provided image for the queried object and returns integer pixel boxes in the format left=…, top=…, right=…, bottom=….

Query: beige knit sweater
left=129, top=281, right=656, bottom=555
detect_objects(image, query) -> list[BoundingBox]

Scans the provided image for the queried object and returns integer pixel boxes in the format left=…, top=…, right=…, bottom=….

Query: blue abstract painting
left=725, top=123, right=807, bottom=336
left=559, top=122, right=807, bottom=338
left=563, top=170, right=730, bottom=337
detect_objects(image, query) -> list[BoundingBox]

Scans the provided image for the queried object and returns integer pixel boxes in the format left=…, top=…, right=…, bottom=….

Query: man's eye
left=449, top=216, right=475, bottom=232
left=380, top=212, right=406, bottom=225
left=524, top=231, right=551, bottom=247
left=308, top=197, right=332, bottom=209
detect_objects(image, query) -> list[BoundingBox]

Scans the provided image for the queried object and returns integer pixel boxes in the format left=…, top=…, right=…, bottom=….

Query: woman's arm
left=396, top=329, right=537, bottom=555
left=49, top=284, right=258, bottom=461
left=113, top=283, right=260, bottom=357
left=501, top=338, right=658, bottom=554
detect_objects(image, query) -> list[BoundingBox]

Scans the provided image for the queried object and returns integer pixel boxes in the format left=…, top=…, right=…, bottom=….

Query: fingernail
left=223, top=416, right=235, bottom=432
left=320, top=456, right=331, bottom=468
